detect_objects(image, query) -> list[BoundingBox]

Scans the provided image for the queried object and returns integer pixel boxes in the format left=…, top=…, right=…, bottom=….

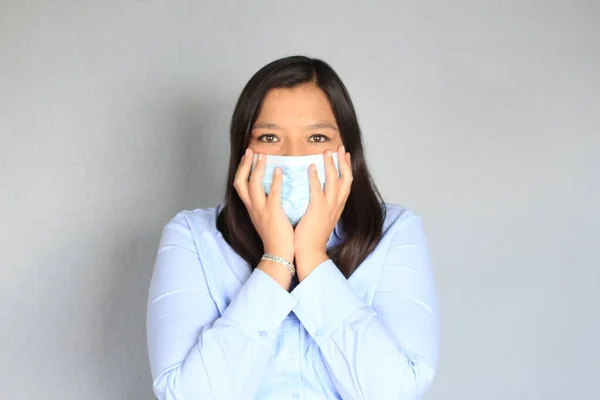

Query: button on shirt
left=146, top=204, right=439, bottom=399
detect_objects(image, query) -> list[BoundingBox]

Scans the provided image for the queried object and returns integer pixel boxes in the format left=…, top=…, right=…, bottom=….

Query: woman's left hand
left=294, top=145, right=353, bottom=281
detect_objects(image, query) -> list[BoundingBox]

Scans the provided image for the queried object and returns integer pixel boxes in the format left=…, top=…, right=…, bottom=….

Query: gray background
left=1, top=1, right=598, bottom=399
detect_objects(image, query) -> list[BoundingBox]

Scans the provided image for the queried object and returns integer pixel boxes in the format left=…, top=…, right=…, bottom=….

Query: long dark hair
left=216, top=55, right=385, bottom=278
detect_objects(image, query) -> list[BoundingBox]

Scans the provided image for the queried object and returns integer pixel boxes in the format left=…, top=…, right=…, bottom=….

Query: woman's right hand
left=233, top=148, right=295, bottom=262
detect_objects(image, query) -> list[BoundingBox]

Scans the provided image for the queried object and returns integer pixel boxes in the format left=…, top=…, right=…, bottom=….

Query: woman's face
left=249, top=83, right=343, bottom=156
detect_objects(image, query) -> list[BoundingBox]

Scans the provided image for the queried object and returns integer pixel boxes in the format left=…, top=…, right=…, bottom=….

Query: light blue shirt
left=147, top=203, right=439, bottom=399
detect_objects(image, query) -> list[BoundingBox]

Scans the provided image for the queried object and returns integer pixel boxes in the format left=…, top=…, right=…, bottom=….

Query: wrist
left=294, top=244, right=327, bottom=260
left=294, top=241, right=326, bottom=255
left=264, top=247, right=294, bottom=262
left=257, top=261, right=292, bottom=291
left=294, top=250, right=329, bottom=281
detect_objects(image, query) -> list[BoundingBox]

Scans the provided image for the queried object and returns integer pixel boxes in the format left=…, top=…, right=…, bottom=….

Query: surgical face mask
left=251, top=153, right=341, bottom=225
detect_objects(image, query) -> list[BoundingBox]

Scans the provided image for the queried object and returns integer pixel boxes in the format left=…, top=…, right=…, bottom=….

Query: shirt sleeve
left=290, top=212, right=439, bottom=399
left=146, top=212, right=298, bottom=400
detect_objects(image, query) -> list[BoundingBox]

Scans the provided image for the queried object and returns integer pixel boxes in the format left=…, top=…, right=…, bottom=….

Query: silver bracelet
left=261, top=253, right=295, bottom=277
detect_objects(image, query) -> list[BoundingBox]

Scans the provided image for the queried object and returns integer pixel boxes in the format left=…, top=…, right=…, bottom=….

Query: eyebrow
left=307, top=122, right=338, bottom=131
left=252, top=122, right=283, bottom=130
left=252, top=122, right=338, bottom=131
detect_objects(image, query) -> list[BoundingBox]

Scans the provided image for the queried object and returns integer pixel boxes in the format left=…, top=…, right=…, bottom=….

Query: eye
left=257, top=134, right=279, bottom=143
left=309, top=134, right=330, bottom=143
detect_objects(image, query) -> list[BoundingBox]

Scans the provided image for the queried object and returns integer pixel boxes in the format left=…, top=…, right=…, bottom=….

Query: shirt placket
left=282, top=313, right=303, bottom=399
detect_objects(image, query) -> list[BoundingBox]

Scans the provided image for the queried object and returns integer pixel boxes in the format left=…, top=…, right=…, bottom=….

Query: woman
left=146, top=55, right=439, bottom=399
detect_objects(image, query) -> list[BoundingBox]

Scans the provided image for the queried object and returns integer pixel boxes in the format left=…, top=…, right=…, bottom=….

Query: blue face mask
left=251, top=153, right=341, bottom=225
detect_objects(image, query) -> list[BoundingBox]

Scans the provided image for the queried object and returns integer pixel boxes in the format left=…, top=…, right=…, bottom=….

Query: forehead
left=256, top=83, right=336, bottom=123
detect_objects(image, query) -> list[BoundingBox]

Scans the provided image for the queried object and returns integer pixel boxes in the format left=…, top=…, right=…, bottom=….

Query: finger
left=308, top=163, right=323, bottom=204
left=339, top=148, right=353, bottom=201
left=233, top=148, right=253, bottom=205
left=323, top=150, right=339, bottom=202
left=248, top=152, right=267, bottom=208
left=267, top=167, right=283, bottom=206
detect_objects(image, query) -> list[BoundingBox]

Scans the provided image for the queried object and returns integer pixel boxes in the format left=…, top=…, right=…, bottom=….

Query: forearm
left=290, top=260, right=436, bottom=399
left=151, top=314, right=278, bottom=400
left=317, top=309, right=435, bottom=399
left=149, top=266, right=298, bottom=399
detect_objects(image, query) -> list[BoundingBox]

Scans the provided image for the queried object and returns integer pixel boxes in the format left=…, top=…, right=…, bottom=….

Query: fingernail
left=326, top=150, right=332, bottom=157
left=340, top=145, right=345, bottom=153
left=258, top=153, right=264, bottom=160
left=245, top=148, right=250, bottom=156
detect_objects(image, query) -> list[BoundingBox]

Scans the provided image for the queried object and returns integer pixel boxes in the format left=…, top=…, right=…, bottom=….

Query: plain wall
left=1, top=1, right=599, bottom=399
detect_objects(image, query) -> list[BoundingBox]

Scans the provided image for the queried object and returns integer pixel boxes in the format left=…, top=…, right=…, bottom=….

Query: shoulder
left=381, top=203, right=427, bottom=239
left=162, top=206, right=221, bottom=239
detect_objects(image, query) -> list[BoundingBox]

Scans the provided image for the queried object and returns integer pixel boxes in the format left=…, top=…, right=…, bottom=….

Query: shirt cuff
left=291, top=259, right=365, bottom=342
left=220, top=268, right=297, bottom=340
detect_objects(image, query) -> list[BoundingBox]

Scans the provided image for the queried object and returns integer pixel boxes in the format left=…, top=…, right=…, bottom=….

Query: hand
left=294, top=145, right=353, bottom=281
left=233, top=148, right=295, bottom=261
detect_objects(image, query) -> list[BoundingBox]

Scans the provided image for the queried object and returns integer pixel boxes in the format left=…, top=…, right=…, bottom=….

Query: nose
left=281, top=141, right=306, bottom=157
